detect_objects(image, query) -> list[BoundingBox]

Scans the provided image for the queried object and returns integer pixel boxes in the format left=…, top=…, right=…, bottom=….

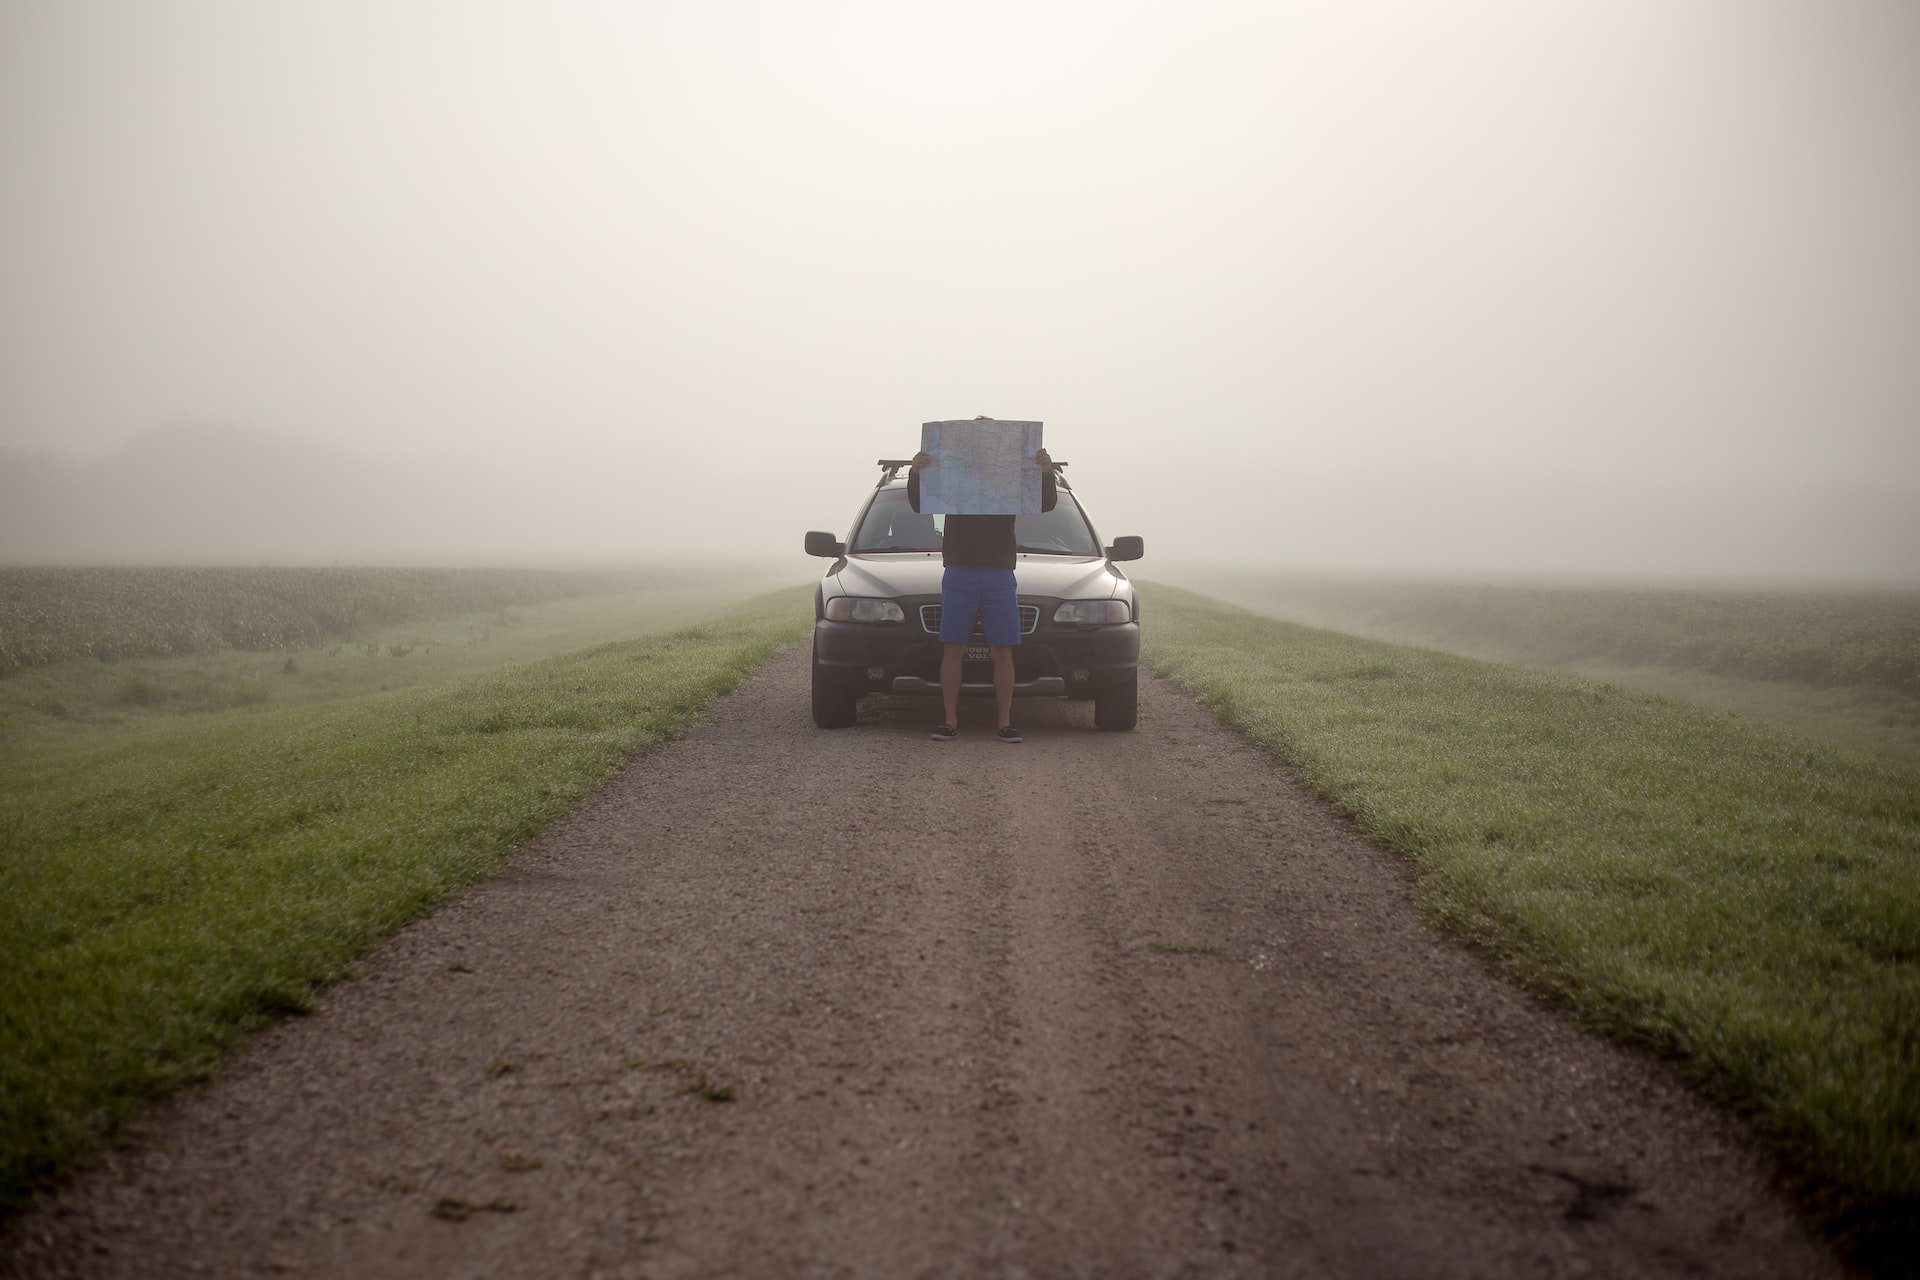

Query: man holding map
left=907, top=417, right=1057, bottom=744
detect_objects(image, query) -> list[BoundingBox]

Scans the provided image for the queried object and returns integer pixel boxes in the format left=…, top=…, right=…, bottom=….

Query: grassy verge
left=1141, top=584, right=1919, bottom=1265
left=1178, top=572, right=1920, bottom=764
left=0, top=586, right=810, bottom=1210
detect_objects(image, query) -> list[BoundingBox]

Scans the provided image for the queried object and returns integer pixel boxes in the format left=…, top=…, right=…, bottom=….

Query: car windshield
left=851, top=488, right=1100, bottom=556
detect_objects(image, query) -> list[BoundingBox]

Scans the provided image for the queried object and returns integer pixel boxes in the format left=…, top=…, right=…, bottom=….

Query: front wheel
left=1094, top=670, right=1138, bottom=731
left=811, top=646, right=858, bottom=729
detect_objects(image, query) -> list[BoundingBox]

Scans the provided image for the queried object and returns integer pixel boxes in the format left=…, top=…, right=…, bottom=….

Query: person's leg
left=941, top=643, right=964, bottom=725
left=976, top=570, right=1022, bottom=731
left=936, top=567, right=983, bottom=729
left=990, top=645, right=1014, bottom=728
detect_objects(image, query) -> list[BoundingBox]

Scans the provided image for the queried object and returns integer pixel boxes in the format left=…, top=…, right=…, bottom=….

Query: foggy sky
left=2, top=0, right=1916, bottom=580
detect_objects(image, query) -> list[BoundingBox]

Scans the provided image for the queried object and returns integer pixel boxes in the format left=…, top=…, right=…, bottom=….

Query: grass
left=0, top=565, right=676, bottom=672
left=1181, top=572, right=1920, bottom=763
left=1147, top=941, right=1220, bottom=956
left=0, top=581, right=760, bottom=737
left=0, top=584, right=810, bottom=1210
left=1140, top=584, right=1920, bottom=1265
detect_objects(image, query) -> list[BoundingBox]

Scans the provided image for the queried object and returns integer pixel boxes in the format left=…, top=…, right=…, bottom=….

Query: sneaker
left=929, top=723, right=958, bottom=742
left=996, top=725, right=1023, bottom=744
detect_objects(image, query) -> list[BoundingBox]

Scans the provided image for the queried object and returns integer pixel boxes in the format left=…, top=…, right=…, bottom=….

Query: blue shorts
left=939, top=566, right=1021, bottom=646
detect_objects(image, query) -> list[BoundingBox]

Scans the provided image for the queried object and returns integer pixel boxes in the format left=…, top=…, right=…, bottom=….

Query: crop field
left=0, top=573, right=811, bottom=1208
left=0, top=575, right=775, bottom=736
left=1142, top=585, right=1920, bottom=1263
left=1178, top=572, right=1920, bottom=763
left=0, top=565, right=678, bottom=672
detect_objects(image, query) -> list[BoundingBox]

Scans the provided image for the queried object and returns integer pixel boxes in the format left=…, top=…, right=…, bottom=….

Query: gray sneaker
left=996, top=725, right=1023, bottom=744
left=929, top=723, right=958, bottom=742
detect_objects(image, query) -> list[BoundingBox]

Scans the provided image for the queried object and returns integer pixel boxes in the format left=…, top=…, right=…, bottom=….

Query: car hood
left=832, top=554, right=1124, bottom=600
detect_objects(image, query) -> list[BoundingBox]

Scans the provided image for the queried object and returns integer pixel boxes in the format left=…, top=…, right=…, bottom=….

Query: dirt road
left=3, top=648, right=1835, bottom=1278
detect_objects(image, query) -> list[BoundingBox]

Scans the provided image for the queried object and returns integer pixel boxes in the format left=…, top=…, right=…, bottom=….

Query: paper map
left=917, top=419, right=1044, bottom=516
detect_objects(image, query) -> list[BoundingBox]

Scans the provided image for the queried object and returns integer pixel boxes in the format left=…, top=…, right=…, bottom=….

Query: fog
left=3, top=0, right=1916, bottom=582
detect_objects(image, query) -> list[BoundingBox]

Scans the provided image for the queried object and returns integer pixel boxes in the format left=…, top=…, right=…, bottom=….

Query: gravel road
left=3, top=648, right=1836, bottom=1278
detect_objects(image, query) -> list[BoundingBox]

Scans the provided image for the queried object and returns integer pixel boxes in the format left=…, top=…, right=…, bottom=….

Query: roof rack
left=875, top=458, right=1070, bottom=488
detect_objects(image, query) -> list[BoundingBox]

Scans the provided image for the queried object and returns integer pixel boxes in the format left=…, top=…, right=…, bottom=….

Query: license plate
left=963, top=645, right=991, bottom=661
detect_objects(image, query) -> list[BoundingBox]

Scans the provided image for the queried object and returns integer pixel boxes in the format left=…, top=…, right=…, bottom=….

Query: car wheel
left=810, top=645, right=858, bottom=729
left=1094, top=669, right=1138, bottom=731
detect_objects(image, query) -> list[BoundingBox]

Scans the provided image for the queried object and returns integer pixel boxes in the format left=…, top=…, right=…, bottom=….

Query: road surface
left=2, top=648, right=1834, bottom=1278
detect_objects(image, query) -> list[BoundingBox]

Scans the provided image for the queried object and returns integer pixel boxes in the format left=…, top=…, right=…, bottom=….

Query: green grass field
left=1142, top=584, right=1919, bottom=1264
left=1180, top=573, right=1920, bottom=764
left=0, top=579, right=769, bottom=734
left=0, top=565, right=685, bottom=672
left=0, top=578, right=811, bottom=1209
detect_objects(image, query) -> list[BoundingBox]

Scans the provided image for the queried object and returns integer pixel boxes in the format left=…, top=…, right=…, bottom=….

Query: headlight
left=824, top=597, right=906, bottom=623
left=1053, top=599, right=1131, bottom=625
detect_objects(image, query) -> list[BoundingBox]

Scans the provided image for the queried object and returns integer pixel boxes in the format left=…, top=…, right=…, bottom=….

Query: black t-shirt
left=906, top=466, right=1058, bottom=571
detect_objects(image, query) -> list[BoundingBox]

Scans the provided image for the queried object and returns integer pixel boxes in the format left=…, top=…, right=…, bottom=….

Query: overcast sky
left=2, top=0, right=1916, bottom=578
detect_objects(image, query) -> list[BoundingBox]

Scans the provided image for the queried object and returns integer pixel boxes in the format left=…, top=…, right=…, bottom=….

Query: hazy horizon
left=3, top=1, right=1916, bottom=582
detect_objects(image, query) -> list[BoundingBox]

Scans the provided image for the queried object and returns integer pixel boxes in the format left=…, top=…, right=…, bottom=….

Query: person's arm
left=1036, top=448, right=1057, bottom=513
left=907, top=450, right=931, bottom=513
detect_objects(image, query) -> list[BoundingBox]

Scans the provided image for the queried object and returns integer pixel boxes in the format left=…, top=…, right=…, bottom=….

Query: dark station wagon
left=804, top=459, right=1144, bottom=731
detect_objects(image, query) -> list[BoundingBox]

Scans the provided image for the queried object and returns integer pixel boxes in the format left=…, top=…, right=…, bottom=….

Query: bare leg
left=991, top=645, right=1014, bottom=729
left=941, top=643, right=963, bottom=726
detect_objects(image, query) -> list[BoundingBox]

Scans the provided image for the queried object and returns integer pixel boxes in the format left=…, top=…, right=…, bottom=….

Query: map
left=916, top=419, right=1045, bottom=516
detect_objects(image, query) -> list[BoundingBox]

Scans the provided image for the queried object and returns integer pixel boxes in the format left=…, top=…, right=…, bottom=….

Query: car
left=804, top=458, right=1144, bottom=731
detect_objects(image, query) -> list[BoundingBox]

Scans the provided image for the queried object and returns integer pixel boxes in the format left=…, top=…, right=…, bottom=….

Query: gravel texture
left=1, top=649, right=1838, bottom=1278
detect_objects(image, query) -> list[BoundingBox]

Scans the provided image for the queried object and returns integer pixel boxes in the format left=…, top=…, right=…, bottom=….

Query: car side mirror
left=805, top=530, right=845, bottom=558
left=1105, top=535, right=1144, bottom=562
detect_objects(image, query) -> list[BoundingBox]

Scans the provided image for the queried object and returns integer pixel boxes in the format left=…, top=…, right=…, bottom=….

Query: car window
left=851, top=488, right=1099, bottom=555
left=851, top=491, right=943, bottom=551
left=1010, top=500, right=1101, bottom=555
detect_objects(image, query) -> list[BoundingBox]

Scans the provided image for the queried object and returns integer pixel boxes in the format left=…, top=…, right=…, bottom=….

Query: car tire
left=1094, top=670, right=1138, bottom=731
left=810, top=645, right=859, bottom=729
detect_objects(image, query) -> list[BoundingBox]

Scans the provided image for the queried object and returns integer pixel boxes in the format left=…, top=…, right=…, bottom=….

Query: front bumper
left=813, top=601, right=1139, bottom=698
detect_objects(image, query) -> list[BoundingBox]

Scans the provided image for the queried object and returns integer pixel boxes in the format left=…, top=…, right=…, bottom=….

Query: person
left=907, top=436, right=1056, bottom=743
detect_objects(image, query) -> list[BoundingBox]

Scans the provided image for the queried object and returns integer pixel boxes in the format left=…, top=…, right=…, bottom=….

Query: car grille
left=920, top=604, right=1040, bottom=637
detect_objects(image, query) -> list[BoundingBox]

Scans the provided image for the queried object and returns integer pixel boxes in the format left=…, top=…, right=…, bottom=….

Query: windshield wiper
left=1015, top=545, right=1080, bottom=555
left=855, top=545, right=937, bottom=554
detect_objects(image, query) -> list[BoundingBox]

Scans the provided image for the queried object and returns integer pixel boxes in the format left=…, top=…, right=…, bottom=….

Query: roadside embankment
left=1176, top=571, right=1920, bottom=764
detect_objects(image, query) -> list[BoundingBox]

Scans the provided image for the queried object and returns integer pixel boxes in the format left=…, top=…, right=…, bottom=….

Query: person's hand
left=1034, top=447, right=1053, bottom=469
left=912, top=451, right=933, bottom=469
